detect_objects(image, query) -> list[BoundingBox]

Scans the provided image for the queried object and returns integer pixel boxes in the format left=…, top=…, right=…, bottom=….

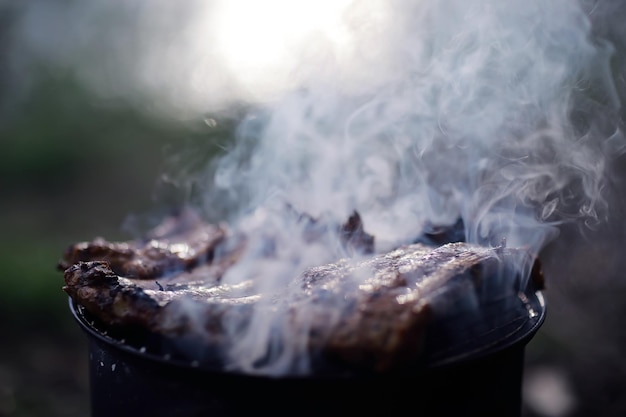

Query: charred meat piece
left=58, top=209, right=227, bottom=279
left=64, top=261, right=164, bottom=329
left=339, top=211, right=375, bottom=255
left=59, top=208, right=375, bottom=280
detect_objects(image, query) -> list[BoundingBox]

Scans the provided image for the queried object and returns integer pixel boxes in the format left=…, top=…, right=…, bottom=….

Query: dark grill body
left=71, top=288, right=545, bottom=417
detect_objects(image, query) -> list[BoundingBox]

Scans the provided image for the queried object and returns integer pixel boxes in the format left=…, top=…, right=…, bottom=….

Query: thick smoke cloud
left=207, top=0, right=622, bottom=253
left=207, top=0, right=622, bottom=373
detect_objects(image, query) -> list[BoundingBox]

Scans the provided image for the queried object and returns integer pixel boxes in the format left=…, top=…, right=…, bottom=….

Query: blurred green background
left=1, top=2, right=626, bottom=417
left=0, top=72, right=235, bottom=416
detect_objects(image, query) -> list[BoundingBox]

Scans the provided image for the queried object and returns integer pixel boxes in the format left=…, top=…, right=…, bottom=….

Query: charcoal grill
left=69, top=286, right=545, bottom=417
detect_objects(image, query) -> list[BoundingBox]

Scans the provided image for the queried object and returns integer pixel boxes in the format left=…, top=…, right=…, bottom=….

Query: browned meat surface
left=58, top=209, right=229, bottom=279
left=300, top=242, right=537, bottom=370
left=61, top=208, right=542, bottom=372
left=59, top=208, right=375, bottom=280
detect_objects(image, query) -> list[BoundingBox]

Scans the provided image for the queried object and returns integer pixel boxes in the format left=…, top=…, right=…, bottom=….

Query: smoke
left=7, top=0, right=623, bottom=374
left=228, top=0, right=624, bottom=375
left=209, top=0, right=622, bottom=251
left=203, top=0, right=622, bottom=374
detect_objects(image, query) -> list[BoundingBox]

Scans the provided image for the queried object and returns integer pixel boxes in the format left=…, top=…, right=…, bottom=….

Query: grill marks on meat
left=63, top=261, right=258, bottom=345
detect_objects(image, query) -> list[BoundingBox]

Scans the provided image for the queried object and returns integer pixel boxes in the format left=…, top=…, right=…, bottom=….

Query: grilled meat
left=58, top=209, right=228, bottom=279
left=59, top=208, right=375, bottom=279
left=61, top=205, right=542, bottom=373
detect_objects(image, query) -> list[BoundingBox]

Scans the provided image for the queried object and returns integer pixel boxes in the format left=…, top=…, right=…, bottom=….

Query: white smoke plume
left=207, top=0, right=622, bottom=251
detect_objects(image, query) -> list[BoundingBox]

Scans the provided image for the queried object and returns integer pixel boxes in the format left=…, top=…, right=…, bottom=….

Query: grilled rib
left=62, top=210, right=542, bottom=373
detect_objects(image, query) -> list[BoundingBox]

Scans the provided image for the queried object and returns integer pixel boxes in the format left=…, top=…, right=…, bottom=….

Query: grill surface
left=70, top=289, right=545, bottom=373
left=70, top=290, right=545, bottom=417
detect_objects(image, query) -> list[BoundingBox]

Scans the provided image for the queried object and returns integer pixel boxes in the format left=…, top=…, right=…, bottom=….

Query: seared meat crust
left=58, top=211, right=227, bottom=279
left=62, top=211, right=540, bottom=372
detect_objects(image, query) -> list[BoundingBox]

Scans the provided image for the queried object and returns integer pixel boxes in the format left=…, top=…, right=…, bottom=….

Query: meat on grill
left=59, top=208, right=374, bottom=280
left=60, top=209, right=543, bottom=372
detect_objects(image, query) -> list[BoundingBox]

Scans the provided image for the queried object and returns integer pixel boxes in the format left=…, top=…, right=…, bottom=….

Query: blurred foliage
left=0, top=73, right=236, bottom=318
left=0, top=72, right=239, bottom=416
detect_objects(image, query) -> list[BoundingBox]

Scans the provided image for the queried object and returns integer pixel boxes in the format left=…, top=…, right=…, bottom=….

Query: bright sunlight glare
left=210, top=0, right=356, bottom=96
